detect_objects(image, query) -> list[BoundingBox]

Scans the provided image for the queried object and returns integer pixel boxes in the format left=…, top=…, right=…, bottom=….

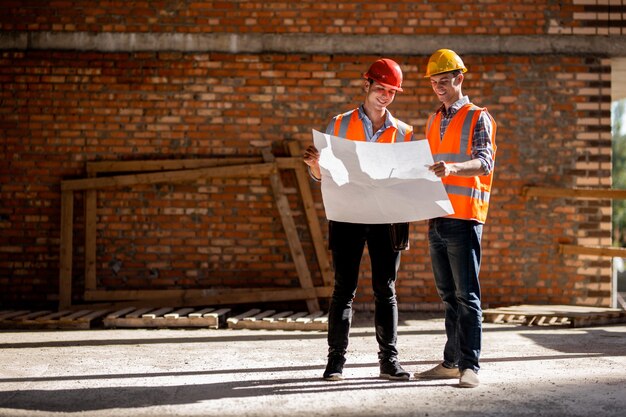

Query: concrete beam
left=0, top=31, right=624, bottom=56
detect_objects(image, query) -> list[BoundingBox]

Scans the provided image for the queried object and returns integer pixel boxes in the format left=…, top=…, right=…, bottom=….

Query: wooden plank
left=35, top=309, right=109, bottom=330
left=163, top=308, right=195, bottom=318
left=204, top=307, right=231, bottom=318
left=279, top=312, right=309, bottom=322
left=85, top=287, right=285, bottom=300
left=84, top=286, right=332, bottom=304
left=84, top=189, right=97, bottom=291
left=35, top=310, right=73, bottom=321
left=76, top=286, right=332, bottom=312
left=258, top=311, right=328, bottom=331
left=100, top=306, right=228, bottom=329
left=232, top=310, right=278, bottom=329
left=243, top=310, right=276, bottom=321
left=286, top=141, right=333, bottom=287
left=59, top=190, right=74, bottom=309
left=86, top=156, right=300, bottom=178
left=511, top=304, right=622, bottom=314
left=61, top=163, right=276, bottom=191
left=12, top=311, right=53, bottom=321
left=274, top=157, right=301, bottom=170
left=188, top=308, right=215, bottom=318
left=105, top=307, right=137, bottom=320
left=203, top=308, right=231, bottom=329
left=2, top=311, right=33, bottom=321
left=104, top=317, right=150, bottom=328
left=103, top=307, right=141, bottom=328
left=263, top=311, right=294, bottom=322
left=281, top=321, right=328, bottom=331
left=295, top=311, right=324, bottom=323
left=59, top=310, right=93, bottom=321
left=86, top=157, right=265, bottom=175
left=560, top=244, right=626, bottom=258
left=228, top=309, right=328, bottom=331
left=263, top=149, right=319, bottom=312
left=227, top=309, right=262, bottom=325
left=141, top=307, right=174, bottom=319
left=74, top=309, right=110, bottom=322
left=523, top=186, right=626, bottom=200
left=313, top=314, right=329, bottom=323
left=0, top=310, right=30, bottom=320
left=125, top=307, right=155, bottom=318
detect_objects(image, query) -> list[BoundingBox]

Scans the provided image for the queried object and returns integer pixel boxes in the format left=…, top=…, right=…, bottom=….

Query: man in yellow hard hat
left=303, top=58, right=413, bottom=381
left=414, top=49, right=497, bottom=388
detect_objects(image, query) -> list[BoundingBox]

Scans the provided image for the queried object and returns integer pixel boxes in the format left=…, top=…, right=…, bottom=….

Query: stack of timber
left=482, top=304, right=626, bottom=327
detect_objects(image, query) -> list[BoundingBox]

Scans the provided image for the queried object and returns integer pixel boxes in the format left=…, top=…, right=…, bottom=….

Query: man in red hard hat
left=303, top=58, right=413, bottom=381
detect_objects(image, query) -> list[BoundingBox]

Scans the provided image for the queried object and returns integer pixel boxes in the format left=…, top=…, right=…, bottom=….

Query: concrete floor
left=0, top=312, right=624, bottom=417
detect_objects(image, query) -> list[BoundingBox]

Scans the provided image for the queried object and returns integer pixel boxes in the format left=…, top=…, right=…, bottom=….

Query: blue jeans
left=327, top=221, right=401, bottom=361
left=428, top=217, right=483, bottom=372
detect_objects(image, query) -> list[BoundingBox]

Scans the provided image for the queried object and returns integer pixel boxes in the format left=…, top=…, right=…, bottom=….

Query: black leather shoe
left=323, top=355, right=346, bottom=381
left=380, top=358, right=410, bottom=380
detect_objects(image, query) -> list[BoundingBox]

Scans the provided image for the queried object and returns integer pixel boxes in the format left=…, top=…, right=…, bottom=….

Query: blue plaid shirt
left=438, top=96, right=495, bottom=174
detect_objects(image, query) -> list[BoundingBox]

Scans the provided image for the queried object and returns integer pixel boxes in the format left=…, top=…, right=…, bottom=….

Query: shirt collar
left=358, top=104, right=393, bottom=129
left=439, top=96, right=470, bottom=118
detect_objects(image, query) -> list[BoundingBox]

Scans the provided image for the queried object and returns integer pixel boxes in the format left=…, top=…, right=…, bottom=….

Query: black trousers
left=327, top=221, right=401, bottom=361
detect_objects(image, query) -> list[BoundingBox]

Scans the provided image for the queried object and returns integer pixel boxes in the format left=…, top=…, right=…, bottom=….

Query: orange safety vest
left=426, top=103, right=497, bottom=223
left=327, top=108, right=413, bottom=143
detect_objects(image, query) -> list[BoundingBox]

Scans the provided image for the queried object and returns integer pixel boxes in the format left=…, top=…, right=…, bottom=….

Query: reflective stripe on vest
left=393, top=118, right=410, bottom=143
left=337, top=111, right=353, bottom=138
left=444, top=184, right=490, bottom=203
left=460, top=110, right=476, bottom=153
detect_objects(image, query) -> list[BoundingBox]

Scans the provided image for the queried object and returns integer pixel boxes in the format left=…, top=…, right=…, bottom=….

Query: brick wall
left=1, top=0, right=624, bottom=36
left=0, top=0, right=619, bottom=309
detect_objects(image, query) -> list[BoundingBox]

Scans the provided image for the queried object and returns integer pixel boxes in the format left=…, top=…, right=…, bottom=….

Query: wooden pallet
left=102, top=307, right=232, bottom=329
left=483, top=304, right=626, bottom=327
left=227, top=309, right=328, bottom=331
left=0, top=309, right=110, bottom=330
left=0, top=307, right=329, bottom=331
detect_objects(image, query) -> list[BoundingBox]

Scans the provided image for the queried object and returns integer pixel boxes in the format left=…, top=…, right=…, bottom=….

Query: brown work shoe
left=414, top=363, right=461, bottom=379
left=459, top=369, right=480, bottom=388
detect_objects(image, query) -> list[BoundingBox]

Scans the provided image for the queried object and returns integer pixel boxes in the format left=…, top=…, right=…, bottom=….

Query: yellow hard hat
left=424, top=49, right=468, bottom=78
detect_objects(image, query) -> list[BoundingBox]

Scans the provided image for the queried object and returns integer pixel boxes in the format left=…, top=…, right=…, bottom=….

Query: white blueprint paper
left=312, top=129, right=454, bottom=224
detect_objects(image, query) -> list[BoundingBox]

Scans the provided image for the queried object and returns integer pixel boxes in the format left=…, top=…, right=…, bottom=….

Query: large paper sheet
left=312, top=129, right=453, bottom=224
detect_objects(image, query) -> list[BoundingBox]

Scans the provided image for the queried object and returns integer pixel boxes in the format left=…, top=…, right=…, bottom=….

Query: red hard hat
left=363, top=58, right=403, bottom=92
